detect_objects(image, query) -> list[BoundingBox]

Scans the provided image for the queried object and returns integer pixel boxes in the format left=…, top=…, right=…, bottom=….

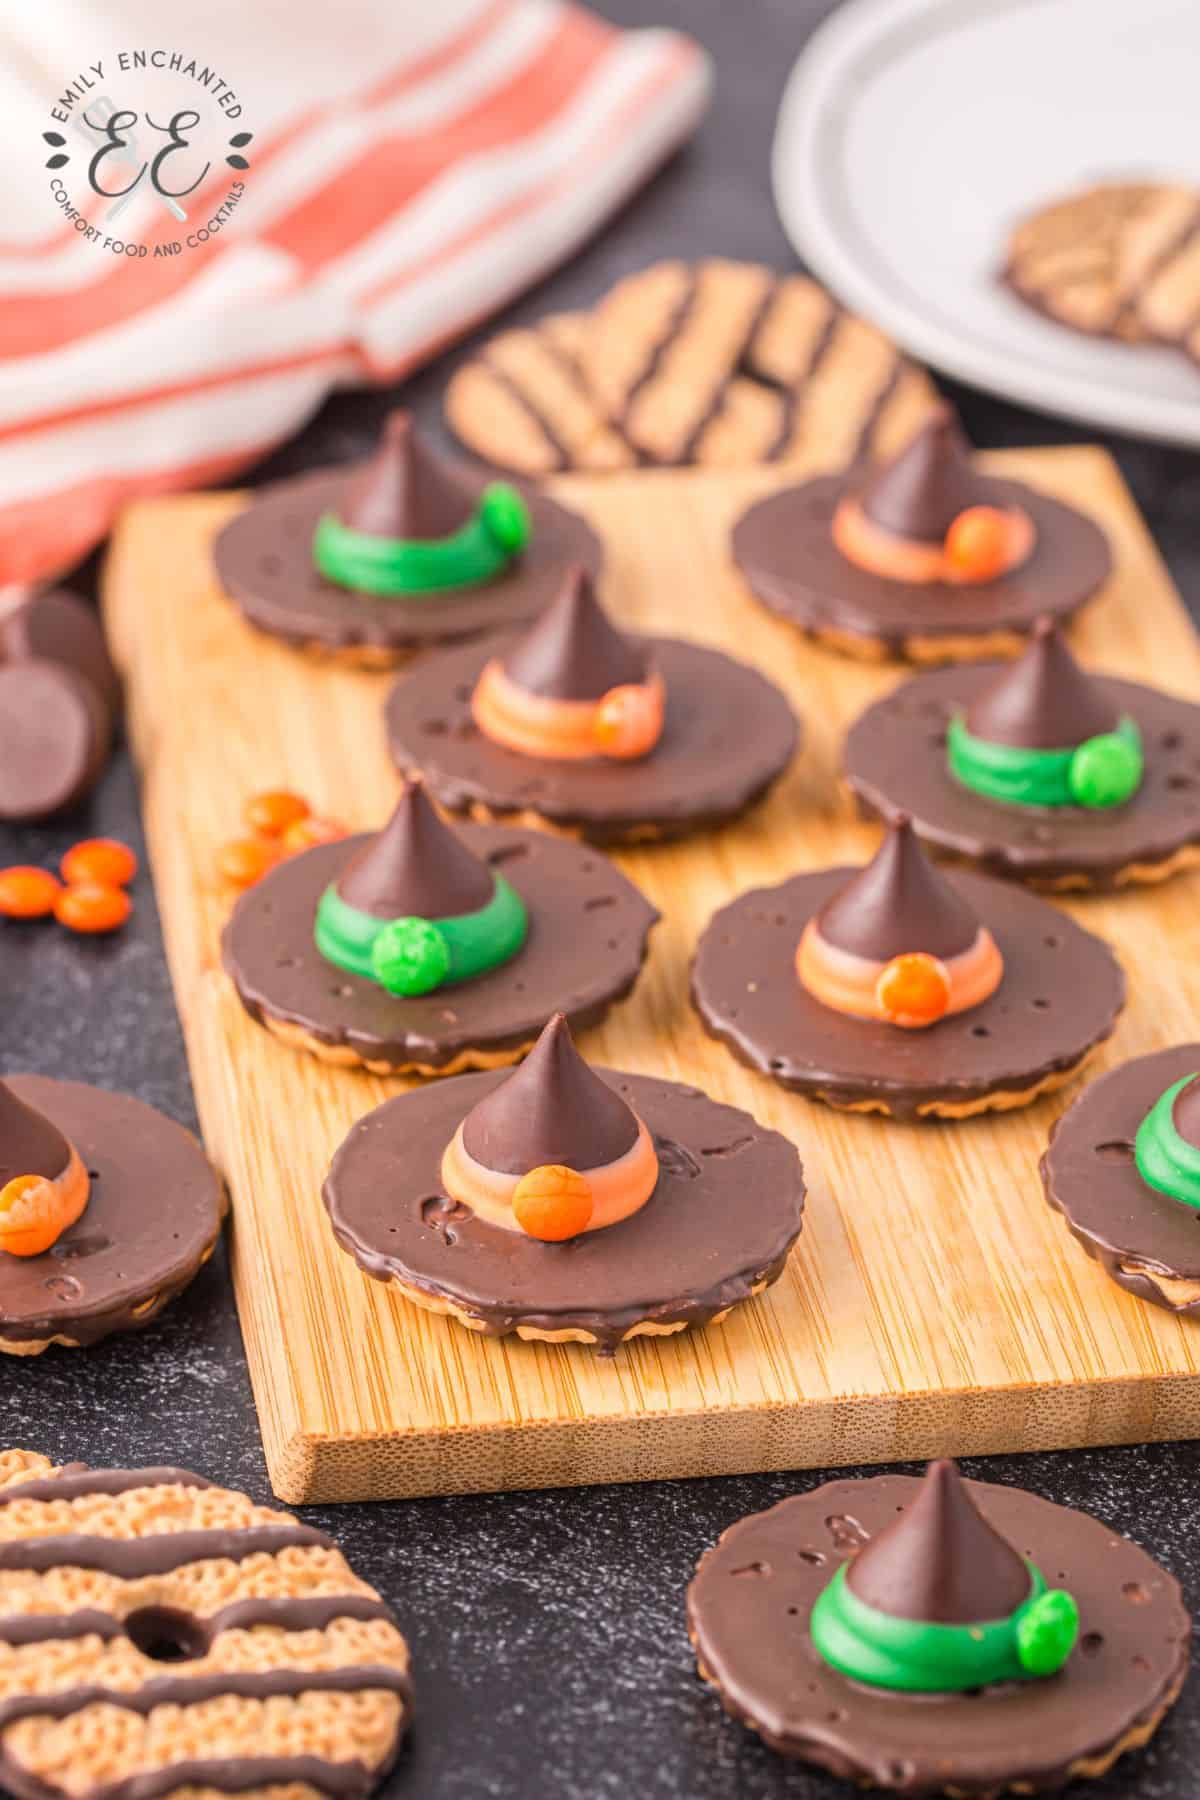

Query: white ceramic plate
left=773, top=0, right=1200, bottom=445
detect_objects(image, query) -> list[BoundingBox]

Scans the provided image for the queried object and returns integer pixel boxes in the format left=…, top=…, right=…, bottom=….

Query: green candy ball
left=1069, top=732, right=1142, bottom=809
left=1016, top=1589, right=1079, bottom=1676
left=481, top=481, right=532, bottom=554
left=371, top=917, right=451, bottom=996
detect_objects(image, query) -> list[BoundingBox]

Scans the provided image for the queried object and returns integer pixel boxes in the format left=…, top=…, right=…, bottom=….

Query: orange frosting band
left=0, top=1148, right=90, bottom=1258
left=832, top=497, right=1035, bottom=586
left=796, top=920, right=1004, bottom=1024
left=471, top=660, right=664, bottom=761
left=440, top=1116, right=659, bottom=1234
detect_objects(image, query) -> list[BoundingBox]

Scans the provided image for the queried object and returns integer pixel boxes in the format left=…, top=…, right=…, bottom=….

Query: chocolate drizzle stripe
left=766, top=300, right=839, bottom=462
left=0, top=1523, right=332, bottom=1577
left=479, top=356, right=570, bottom=472
left=853, top=353, right=904, bottom=461
left=2, top=1753, right=379, bottom=1800
left=0, top=1469, right=213, bottom=1509
left=0, top=1661, right=413, bottom=1731
left=0, top=1592, right=396, bottom=1649
left=682, top=278, right=781, bottom=464
left=617, top=268, right=700, bottom=427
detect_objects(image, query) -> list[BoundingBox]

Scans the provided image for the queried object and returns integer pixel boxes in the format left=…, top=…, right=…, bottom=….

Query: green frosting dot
left=1016, top=1589, right=1079, bottom=1676
left=1068, top=732, right=1143, bottom=808
left=371, top=918, right=451, bottom=996
left=481, top=481, right=531, bottom=553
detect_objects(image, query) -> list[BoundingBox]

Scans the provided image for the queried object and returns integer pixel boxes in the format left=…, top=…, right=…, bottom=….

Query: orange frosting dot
left=512, top=1165, right=594, bottom=1241
left=592, top=682, right=664, bottom=759
left=943, top=507, right=1014, bottom=584
left=875, top=952, right=951, bottom=1028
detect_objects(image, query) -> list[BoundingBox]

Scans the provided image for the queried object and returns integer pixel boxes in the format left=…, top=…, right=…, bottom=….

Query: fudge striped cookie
left=444, top=259, right=939, bottom=473
left=0, top=1458, right=412, bottom=1800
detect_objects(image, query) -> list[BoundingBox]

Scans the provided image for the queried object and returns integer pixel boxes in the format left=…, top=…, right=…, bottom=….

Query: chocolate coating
left=0, top=589, right=120, bottom=718
left=732, top=475, right=1111, bottom=654
left=0, top=662, right=112, bottom=823
left=213, top=467, right=601, bottom=661
left=339, top=410, right=472, bottom=539
left=966, top=619, right=1119, bottom=748
left=1042, top=1044, right=1200, bottom=1313
left=223, top=826, right=658, bottom=1072
left=1173, top=1074, right=1200, bottom=1147
left=860, top=408, right=989, bottom=542
left=846, top=1460, right=1030, bottom=1623
left=0, top=1077, right=225, bottom=1348
left=844, top=665, right=1200, bottom=887
left=323, top=1069, right=804, bottom=1348
left=386, top=635, right=799, bottom=844
left=503, top=566, right=646, bottom=700
left=462, top=1013, right=638, bottom=1172
left=691, top=868, right=1124, bottom=1118
left=817, top=817, right=979, bottom=961
left=688, top=1472, right=1190, bottom=1791
left=337, top=783, right=494, bottom=919
left=0, top=1080, right=71, bottom=1185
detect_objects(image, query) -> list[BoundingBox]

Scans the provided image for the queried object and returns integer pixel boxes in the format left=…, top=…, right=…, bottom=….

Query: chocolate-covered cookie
left=385, top=568, right=799, bottom=844
left=0, top=589, right=119, bottom=822
left=213, top=410, right=601, bottom=667
left=691, top=819, right=1124, bottom=1119
left=0, top=1457, right=412, bottom=1800
left=0, top=1076, right=225, bottom=1353
left=1041, top=1043, right=1200, bottom=1314
left=324, top=1014, right=804, bottom=1349
left=688, top=1462, right=1189, bottom=1792
left=224, top=787, right=658, bottom=1075
left=732, top=408, right=1111, bottom=662
left=843, top=631, right=1200, bottom=890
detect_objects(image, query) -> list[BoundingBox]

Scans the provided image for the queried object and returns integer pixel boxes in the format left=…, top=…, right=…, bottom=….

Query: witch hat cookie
left=1042, top=1043, right=1200, bottom=1315
left=324, top=1013, right=804, bottom=1348
left=223, top=780, right=658, bottom=1075
left=692, top=818, right=1123, bottom=1118
left=845, top=619, right=1200, bottom=889
left=386, top=565, right=799, bottom=844
left=213, top=407, right=601, bottom=666
left=688, top=1460, right=1188, bottom=1790
left=0, top=1076, right=224, bottom=1353
left=731, top=402, right=1111, bottom=661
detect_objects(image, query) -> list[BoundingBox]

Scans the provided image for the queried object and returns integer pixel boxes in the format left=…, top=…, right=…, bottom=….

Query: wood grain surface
left=102, top=447, right=1200, bottom=1503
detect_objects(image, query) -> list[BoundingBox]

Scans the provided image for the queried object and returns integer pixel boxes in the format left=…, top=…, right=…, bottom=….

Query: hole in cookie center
left=125, top=1606, right=207, bottom=1664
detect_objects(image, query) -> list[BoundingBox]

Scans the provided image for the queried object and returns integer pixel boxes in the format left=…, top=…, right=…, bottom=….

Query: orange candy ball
left=54, top=882, right=132, bottom=935
left=876, top=952, right=952, bottom=1028
left=244, top=790, right=310, bottom=837
left=281, top=815, right=349, bottom=855
left=593, top=683, right=664, bottom=759
left=0, top=867, right=62, bottom=920
left=512, top=1164, right=594, bottom=1241
left=61, top=838, right=137, bottom=889
left=0, top=1175, right=60, bottom=1257
left=217, top=838, right=280, bottom=888
left=944, top=507, right=1013, bottom=584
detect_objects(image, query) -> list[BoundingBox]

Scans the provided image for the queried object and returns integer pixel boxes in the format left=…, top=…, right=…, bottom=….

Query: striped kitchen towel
left=0, top=0, right=710, bottom=586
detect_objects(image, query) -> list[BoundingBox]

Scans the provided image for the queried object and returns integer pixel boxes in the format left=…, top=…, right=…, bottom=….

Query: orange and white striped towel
left=0, top=0, right=710, bottom=585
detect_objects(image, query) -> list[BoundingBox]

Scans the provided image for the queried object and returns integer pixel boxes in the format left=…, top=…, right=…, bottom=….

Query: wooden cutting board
left=103, top=446, right=1200, bottom=1504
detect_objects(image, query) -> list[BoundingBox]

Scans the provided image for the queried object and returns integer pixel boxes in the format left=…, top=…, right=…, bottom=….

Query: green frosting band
left=1135, top=1076, right=1200, bottom=1210
left=947, top=713, right=1143, bottom=810
left=314, top=874, right=528, bottom=997
left=810, top=1563, right=1079, bottom=1692
left=312, top=481, right=531, bottom=596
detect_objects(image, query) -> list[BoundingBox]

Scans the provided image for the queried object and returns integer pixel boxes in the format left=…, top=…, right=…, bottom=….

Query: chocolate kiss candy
left=1172, top=1077, right=1200, bottom=1150
left=503, top=565, right=647, bottom=701
left=0, top=588, right=121, bottom=718
left=338, top=410, right=475, bottom=541
left=0, top=661, right=112, bottom=824
left=461, top=1012, right=639, bottom=1174
left=337, top=781, right=496, bottom=920
left=860, top=405, right=994, bottom=543
left=0, top=1079, right=72, bottom=1187
left=965, top=617, right=1120, bottom=749
left=816, top=817, right=979, bottom=962
left=846, top=1459, right=1031, bottom=1623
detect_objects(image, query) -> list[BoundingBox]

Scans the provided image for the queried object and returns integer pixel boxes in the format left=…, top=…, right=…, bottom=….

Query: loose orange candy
left=61, top=838, right=137, bottom=889
left=876, top=952, right=952, bottom=1028
left=0, top=867, right=62, bottom=920
left=512, top=1164, right=594, bottom=1241
left=593, top=683, right=664, bottom=759
left=244, top=790, right=310, bottom=837
left=944, top=507, right=1013, bottom=584
left=217, top=837, right=280, bottom=888
left=55, top=883, right=132, bottom=935
left=0, top=1175, right=65, bottom=1257
left=281, top=814, right=349, bottom=855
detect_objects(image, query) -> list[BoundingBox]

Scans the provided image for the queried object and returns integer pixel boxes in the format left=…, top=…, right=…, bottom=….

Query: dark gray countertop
left=3, top=2, right=1199, bottom=1794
